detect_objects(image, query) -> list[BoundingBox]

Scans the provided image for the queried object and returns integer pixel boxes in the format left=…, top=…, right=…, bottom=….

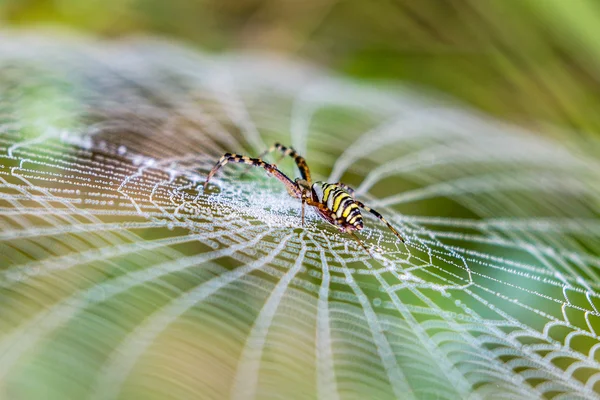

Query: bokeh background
left=3, top=0, right=600, bottom=138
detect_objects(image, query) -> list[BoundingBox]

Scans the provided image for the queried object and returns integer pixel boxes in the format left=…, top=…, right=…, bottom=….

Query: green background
left=4, top=0, right=600, bottom=137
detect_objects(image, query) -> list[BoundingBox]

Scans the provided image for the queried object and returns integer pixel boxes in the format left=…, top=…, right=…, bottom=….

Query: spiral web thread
left=1, top=31, right=600, bottom=399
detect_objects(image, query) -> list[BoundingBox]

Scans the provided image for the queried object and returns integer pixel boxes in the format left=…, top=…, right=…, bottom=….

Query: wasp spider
left=204, top=143, right=405, bottom=253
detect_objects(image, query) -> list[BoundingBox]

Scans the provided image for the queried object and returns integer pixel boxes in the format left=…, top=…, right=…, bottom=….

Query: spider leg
left=204, top=153, right=302, bottom=198
left=354, top=200, right=405, bottom=243
left=239, top=145, right=282, bottom=178
left=334, top=182, right=356, bottom=198
left=347, top=230, right=373, bottom=257
left=304, top=198, right=331, bottom=217
left=254, top=143, right=312, bottom=183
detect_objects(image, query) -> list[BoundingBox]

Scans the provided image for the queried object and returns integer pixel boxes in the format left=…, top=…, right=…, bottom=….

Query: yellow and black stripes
left=314, top=182, right=363, bottom=228
left=334, top=182, right=355, bottom=198
left=204, top=153, right=302, bottom=198
left=257, top=143, right=312, bottom=182
left=316, top=182, right=405, bottom=242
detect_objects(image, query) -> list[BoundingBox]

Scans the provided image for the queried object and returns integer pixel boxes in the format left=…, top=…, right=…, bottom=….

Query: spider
left=203, top=143, right=405, bottom=254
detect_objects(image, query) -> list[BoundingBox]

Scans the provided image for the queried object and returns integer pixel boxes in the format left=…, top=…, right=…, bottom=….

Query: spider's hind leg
left=346, top=229, right=373, bottom=257
left=332, top=182, right=405, bottom=244
left=335, top=182, right=356, bottom=198
left=354, top=201, right=405, bottom=243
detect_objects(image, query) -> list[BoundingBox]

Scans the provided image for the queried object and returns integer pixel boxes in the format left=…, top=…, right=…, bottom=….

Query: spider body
left=310, top=182, right=363, bottom=232
left=204, top=143, right=404, bottom=253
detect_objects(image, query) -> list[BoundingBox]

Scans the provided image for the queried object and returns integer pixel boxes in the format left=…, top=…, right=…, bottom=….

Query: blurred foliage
left=3, top=0, right=600, bottom=138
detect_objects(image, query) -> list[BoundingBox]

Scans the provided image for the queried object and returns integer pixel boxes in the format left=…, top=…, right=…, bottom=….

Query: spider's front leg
left=301, top=192, right=307, bottom=227
left=294, top=178, right=313, bottom=227
left=204, top=153, right=302, bottom=199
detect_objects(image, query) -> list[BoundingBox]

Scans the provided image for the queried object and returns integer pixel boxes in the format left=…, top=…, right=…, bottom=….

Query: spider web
left=1, top=30, right=600, bottom=400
